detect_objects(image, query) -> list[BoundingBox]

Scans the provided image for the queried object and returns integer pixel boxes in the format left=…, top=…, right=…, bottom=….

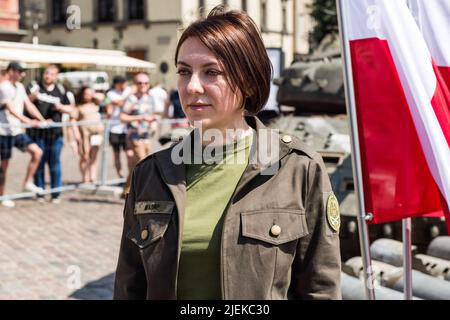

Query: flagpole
left=336, top=0, right=376, bottom=300
left=402, top=218, right=413, bottom=299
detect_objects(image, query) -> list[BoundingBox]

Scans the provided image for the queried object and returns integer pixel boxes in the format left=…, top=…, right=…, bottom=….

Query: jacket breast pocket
left=241, top=209, right=309, bottom=245
left=126, top=201, right=174, bottom=249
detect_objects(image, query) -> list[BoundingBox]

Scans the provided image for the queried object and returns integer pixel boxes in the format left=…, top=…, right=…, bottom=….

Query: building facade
left=19, top=0, right=313, bottom=88
left=0, top=0, right=28, bottom=41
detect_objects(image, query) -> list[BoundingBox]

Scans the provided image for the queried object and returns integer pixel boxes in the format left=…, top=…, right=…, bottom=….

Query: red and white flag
left=340, top=0, right=450, bottom=231
left=408, top=0, right=450, bottom=91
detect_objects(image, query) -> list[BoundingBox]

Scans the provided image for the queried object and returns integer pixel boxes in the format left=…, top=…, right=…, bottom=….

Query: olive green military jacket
left=113, top=116, right=342, bottom=300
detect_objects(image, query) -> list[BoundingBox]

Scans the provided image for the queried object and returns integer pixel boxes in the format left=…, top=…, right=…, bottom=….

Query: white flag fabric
left=340, top=0, right=450, bottom=230
left=408, top=0, right=450, bottom=89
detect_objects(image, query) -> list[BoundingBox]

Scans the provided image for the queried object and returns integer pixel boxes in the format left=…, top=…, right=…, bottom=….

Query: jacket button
left=141, top=229, right=149, bottom=240
left=282, top=135, right=292, bottom=143
left=270, top=225, right=281, bottom=237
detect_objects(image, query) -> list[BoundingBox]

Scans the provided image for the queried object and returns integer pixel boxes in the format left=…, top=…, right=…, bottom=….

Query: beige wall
left=297, top=0, right=313, bottom=54
left=77, top=0, right=94, bottom=23
left=148, top=0, right=181, bottom=21
left=21, top=0, right=313, bottom=88
left=180, top=0, right=202, bottom=27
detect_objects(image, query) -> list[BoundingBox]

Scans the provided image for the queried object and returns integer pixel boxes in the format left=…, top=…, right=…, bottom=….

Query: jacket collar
left=155, top=116, right=291, bottom=182
left=245, top=116, right=291, bottom=172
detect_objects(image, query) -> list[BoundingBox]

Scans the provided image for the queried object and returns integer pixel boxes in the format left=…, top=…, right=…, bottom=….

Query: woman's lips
left=189, top=104, right=211, bottom=111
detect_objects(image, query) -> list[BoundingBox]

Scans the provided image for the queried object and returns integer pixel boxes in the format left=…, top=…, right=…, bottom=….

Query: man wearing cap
left=0, top=62, right=46, bottom=208
left=26, top=64, right=74, bottom=203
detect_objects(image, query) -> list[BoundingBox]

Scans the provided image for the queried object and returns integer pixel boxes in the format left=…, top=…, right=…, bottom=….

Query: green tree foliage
left=308, top=0, right=338, bottom=50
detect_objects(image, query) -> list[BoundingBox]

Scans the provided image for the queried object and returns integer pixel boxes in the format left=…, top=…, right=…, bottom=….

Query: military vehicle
left=273, top=34, right=345, bottom=114
left=270, top=34, right=448, bottom=262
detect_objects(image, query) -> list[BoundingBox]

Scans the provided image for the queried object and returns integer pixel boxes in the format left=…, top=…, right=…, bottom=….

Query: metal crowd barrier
left=0, top=117, right=189, bottom=202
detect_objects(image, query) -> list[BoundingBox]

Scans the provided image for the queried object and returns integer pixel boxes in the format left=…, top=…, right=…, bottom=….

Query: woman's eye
left=206, top=69, right=222, bottom=76
left=176, top=69, right=190, bottom=76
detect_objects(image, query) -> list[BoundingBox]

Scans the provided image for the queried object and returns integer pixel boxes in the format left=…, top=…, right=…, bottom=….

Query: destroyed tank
left=273, top=35, right=345, bottom=114
left=270, top=35, right=448, bottom=262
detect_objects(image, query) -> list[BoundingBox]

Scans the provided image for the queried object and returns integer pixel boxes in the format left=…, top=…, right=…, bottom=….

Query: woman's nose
left=186, top=73, right=204, bottom=95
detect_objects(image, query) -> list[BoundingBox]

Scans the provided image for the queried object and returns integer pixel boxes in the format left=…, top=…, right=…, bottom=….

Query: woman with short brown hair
left=174, top=5, right=272, bottom=116
left=114, top=5, right=341, bottom=300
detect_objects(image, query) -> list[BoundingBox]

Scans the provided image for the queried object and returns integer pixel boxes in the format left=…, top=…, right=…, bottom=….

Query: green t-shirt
left=177, top=133, right=253, bottom=300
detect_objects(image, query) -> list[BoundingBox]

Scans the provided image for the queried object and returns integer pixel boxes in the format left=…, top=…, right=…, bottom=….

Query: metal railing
left=0, top=117, right=189, bottom=202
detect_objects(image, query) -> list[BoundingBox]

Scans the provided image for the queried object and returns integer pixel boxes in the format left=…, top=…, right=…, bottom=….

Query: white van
left=58, top=71, right=109, bottom=92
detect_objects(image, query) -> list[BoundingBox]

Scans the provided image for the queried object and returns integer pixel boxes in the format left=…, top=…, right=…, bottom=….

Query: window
left=126, top=49, right=147, bottom=77
left=127, top=49, right=147, bottom=61
left=127, top=0, right=145, bottom=20
left=51, top=0, right=67, bottom=24
left=97, top=0, right=116, bottom=22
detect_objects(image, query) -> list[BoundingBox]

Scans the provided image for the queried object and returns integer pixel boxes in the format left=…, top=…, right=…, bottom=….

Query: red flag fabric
left=340, top=0, right=450, bottom=231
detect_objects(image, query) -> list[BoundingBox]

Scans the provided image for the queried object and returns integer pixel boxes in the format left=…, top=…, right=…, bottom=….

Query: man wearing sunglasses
left=120, top=72, right=157, bottom=194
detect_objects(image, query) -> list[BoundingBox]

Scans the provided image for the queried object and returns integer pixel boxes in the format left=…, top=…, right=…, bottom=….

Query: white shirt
left=107, top=87, right=131, bottom=134
left=123, top=93, right=154, bottom=117
left=123, top=93, right=154, bottom=138
left=149, top=85, right=168, bottom=114
left=0, top=81, right=28, bottom=136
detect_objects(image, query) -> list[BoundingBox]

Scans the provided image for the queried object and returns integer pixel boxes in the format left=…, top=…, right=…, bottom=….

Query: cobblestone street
left=0, top=193, right=124, bottom=299
left=0, top=134, right=168, bottom=300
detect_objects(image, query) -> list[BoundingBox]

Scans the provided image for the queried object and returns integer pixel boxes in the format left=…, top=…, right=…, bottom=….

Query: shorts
left=79, top=125, right=104, bottom=156
left=0, top=134, right=33, bottom=161
left=109, top=133, right=128, bottom=151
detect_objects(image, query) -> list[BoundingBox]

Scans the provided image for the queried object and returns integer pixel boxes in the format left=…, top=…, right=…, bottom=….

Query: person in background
left=148, top=81, right=167, bottom=140
left=105, top=75, right=133, bottom=180
left=27, top=64, right=74, bottom=203
left=120, top=72, right=157, bottom=194
left=60, top=82, right=79, bottom=156
left=94, top=90, right=107, bottom=116
left=0, top=62, right=45, bottom=208
left=74, top=86, right=104, bottom=183
left=164, top=89, right=188, bottom=128
left=149, top=81, right=167, bottom=115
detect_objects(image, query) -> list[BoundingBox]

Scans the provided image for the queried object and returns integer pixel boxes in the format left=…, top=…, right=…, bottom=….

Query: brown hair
left=75, top=86, right=92, bottom=105
left=174, top=5, right=272, bottom=115
left=45, top=64, right=61, bottom=72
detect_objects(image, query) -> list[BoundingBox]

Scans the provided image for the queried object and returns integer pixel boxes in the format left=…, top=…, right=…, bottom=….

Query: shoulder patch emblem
left=326, top=193, right=340, bottom=232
